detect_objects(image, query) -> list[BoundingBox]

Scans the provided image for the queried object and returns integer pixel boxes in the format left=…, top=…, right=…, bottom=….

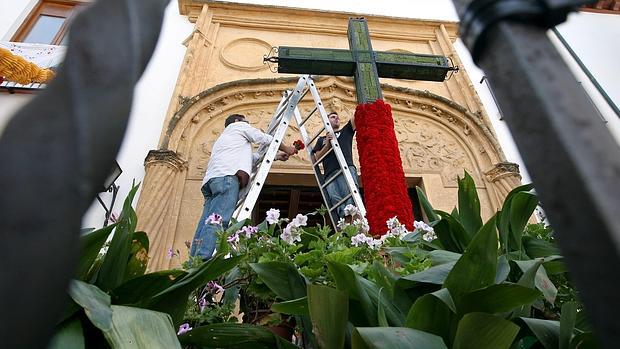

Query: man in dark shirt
left=312, top=111, right=361, bottom=221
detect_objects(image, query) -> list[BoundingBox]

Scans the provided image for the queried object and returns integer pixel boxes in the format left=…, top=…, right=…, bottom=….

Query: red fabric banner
left=355, top=99, right=414, bottom=235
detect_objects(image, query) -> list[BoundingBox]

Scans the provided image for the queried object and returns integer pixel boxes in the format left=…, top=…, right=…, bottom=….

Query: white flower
left=291, top=214, right=308, bottom=227
left=266, top=208, right=280, bottom=225
left=344, top=204, right=360, bottom=217
left=423, top=230, right=437, bottom=242
left=414, top=220, right=433, bottom=233
left=386, top=216, right=400, bottom=230
left=353, top=218, right=370, bottom=234
left=351, top=233, right=369, bottom=247
left=367, top=238, right=383, bottom=249
left=280, top=223, right=302, bottom=245
left=337, top=218, right=347, bottom=230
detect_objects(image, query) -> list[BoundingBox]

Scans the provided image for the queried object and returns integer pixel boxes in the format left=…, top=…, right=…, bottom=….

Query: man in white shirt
left=190, top=114, right=297, bottom=260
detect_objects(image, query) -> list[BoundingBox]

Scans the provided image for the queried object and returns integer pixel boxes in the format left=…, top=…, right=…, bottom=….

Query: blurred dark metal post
left=0, top=0, right=167, bottom=348
left=452, top=0, right=620, bottom=346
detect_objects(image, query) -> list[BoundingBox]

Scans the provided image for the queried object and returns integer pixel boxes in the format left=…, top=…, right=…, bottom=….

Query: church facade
left=137, top=0, right=522, bottom=270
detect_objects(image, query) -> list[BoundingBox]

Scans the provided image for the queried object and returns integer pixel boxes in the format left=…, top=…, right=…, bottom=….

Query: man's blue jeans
left=326, top=166, right=360, bottom=219
left=190, top=175, right=239, bottom=260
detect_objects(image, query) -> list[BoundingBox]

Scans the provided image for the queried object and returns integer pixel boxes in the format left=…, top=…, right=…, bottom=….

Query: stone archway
left=137, top=76, right=521, bottom=270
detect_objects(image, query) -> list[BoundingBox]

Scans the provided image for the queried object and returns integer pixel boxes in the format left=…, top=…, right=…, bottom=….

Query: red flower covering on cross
left=293, top=139, right=305, bottom=151
left=355, top=99, right=414, bottom=235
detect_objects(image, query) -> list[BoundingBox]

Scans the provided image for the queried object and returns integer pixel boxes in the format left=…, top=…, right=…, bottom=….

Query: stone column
left=136, top=150, right=187, bottom=271
left=485, top=162, right=522, bottom=207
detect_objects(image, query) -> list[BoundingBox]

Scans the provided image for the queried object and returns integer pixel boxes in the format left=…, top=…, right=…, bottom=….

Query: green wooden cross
left=272, top=18, right=455, bottom=103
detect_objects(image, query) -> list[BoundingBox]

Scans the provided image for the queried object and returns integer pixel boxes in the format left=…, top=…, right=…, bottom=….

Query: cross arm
left=273, top=46, right=454, bottom=82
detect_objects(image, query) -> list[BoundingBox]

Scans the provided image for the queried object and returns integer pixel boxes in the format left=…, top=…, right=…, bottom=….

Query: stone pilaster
left=136, top=150, right=188, bottom=271
left=485, top=162, right=522, bottom=206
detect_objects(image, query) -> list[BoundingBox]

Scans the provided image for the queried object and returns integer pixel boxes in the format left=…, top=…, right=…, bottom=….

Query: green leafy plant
left=234, top=171, right=600, bottom=349
left=48, top=184, right=241, bottom=349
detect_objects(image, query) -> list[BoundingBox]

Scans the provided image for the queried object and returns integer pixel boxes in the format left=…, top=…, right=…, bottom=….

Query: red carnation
left=355, top=99, right=414, bottom=235
left=293, top=139, right=305, bottom=150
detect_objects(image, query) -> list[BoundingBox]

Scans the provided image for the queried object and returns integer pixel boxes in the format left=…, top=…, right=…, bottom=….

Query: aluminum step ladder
left=233, top=75, right=365, bottom=231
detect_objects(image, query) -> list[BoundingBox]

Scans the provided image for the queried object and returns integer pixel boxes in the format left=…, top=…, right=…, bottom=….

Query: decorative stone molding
left=485, top=161, right=523, bottom=206
left=144, top=149, right=188, bottom=171
left=485, top=162, right=521, bottom=182
left=220, top=38, right=272, bottom=72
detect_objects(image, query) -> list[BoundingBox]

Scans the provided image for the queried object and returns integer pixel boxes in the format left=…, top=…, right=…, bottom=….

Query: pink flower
left=166, top=248, right=174, bottom=259
left=240, top=225, right=258, bottom=238
left=227, top=232, right=239, bottom=244
left=199, top=297, right=208, bottom=312
left=207, top=281, right=225, bottom=294
left=177, top=323, right=192, bottom=335
left=206, top=213, right=223, bottom=225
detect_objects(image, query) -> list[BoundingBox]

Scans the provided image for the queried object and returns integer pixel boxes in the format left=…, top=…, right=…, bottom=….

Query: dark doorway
left=254, top=185, right=327, bottom=227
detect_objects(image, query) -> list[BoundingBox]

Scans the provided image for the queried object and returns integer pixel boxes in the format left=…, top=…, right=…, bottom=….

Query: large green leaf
left=48, top=317, right=85, bottom=349
left=416, top=187, right=439, bottom=222
left=509, top=192, right=539, bottom=250
left=68, top=280, right=112, bottom=331
left=360, top=276, right=406, bottom=327
left=398, top=261, right=457, bottom=288
left=111, top=269, right=186, bottom=305
left=515, top=259, right=558, bottom=304
left=250, top=261, right=307, bottom=301
left=428, top=250, right=461, bottom=266
left=560, top=302, right=577, bottom=349
left=406, top=289, right=457, bottom=345
left=145, top=254, right=242, bottom=324
left=75, top=224, right=116, bottom=281
left=497, top=183, right=535, bottom=252
left=444, top=216, right=498, bottom=303
left=495, top=255, right=511, bottom=284
left=459, top=284, right=541, bottom=315
left=178, top=323, right=299, bottom=349
left=453, top=313, right=519, bottom=349
left=522, top=236, right=560, bottom=258
left=271, top=297, right=309, bottom=316
left=328, top=261, right=405, bottom=327
left=370, top=260, right=398, bottom=297
left=434, top=212, right=470, bottom=253
left=96, top=184, right=140, bottom=292
left=103, top=305, right=182, bottom=349
left=122, top=231, right=149, bottom=282
left=457, top=172, right=483, bottom=238
left=520, top=318, right=560, bottom=349
left=328, top=261, right=376, bottom=326
left=308, top=284, right=349, bottom=349
left=352, top=327, right=447, bottom=349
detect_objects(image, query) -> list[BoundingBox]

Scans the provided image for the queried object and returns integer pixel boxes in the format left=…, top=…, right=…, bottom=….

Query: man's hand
left=281, top=144, right=298, bottom=156
left=275, top=151, right=290, bottom=161
left=326, top=132, right=334, bottom=142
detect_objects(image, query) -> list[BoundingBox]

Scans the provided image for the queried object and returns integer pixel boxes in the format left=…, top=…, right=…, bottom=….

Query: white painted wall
left=0, top=0, right=37, bottom=40
left=1, top=0, right=617, bottom=228
left=81, top=0, right=193, bottom=227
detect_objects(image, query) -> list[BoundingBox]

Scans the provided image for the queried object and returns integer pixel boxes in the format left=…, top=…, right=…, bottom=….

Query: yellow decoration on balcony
left=0, top=47, right=55, bottom=85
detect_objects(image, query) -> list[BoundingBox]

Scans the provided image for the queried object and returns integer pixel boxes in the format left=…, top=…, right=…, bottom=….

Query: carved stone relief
left=185, top=92, right=480, bottom=188
left=393, top=116, right=479, bottom=186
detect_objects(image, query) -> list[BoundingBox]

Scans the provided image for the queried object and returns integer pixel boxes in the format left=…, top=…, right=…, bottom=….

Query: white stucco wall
left=0, top=0, right=37, bottom=40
